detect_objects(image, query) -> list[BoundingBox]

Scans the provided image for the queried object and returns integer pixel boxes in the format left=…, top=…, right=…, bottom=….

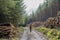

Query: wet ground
left=20, top=27, right=48, bottom=40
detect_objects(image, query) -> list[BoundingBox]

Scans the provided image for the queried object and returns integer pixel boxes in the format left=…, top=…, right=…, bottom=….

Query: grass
left=17, top=27, right=23, bottom=33
left=10, top=27, right=23, bottom=40
left=35, top=27, right=60, bottom=40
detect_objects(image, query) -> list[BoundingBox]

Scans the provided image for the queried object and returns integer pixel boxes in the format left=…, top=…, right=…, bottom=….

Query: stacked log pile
left=0, top=23, right=16, bottom=38
left=31, top=22, right=43, bottom=27
left=44, top=11, right=60, bottom=28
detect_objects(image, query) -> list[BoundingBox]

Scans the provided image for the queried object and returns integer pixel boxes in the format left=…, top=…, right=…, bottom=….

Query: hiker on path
left=29, top=23, right=32, bottom=32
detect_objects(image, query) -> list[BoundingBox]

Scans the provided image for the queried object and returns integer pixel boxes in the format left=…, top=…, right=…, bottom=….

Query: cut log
left=0, top=23, right=16, bottom=38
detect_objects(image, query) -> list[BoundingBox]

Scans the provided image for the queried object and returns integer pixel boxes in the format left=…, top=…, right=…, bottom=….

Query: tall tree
left=0, top=0, right=26, bottom=26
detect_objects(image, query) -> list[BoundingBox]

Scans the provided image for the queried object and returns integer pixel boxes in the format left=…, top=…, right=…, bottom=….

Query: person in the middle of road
left=29, top=23, right=32, bottom=32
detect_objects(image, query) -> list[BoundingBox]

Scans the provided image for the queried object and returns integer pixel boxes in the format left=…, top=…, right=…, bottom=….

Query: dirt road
left=20, top=27, right=48, bottom=40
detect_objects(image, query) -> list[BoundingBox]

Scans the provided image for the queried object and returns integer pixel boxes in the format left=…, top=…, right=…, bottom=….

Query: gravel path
left=20, top=28, right=48, bottom=40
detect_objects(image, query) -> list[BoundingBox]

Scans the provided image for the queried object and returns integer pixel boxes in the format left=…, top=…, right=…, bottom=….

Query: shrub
left=35, top=27, right=60, bottom=40
left=56, top=32, right=60, bottom=39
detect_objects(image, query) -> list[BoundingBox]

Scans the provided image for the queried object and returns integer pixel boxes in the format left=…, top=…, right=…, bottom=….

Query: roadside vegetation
left=0, top=27, right=23, bottom=40
left=35, top=27, right=60, bottom=40
left=0, top=0, right=26, bottom=39
left=10, top=27, right=23, bottom=40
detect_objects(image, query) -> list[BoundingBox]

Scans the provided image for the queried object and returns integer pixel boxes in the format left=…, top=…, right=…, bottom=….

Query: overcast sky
left=23, top=0, right=45, bottom=15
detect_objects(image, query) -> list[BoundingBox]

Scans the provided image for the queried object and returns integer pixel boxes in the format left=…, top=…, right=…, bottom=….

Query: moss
left=35, top=27, right=60, bottom=40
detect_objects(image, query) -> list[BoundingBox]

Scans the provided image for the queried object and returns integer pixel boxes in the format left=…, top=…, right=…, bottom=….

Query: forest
left=25, top=0, right=60, bottom=40
left=0, top=0, right=60, bottom=40
left=27, top=0, right=60, bottom=22
left=0, top=0, right=26, bottom=26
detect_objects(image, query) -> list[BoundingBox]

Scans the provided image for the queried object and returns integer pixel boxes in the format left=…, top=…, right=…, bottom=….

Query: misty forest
left=0, top=0, right=60, bottom=40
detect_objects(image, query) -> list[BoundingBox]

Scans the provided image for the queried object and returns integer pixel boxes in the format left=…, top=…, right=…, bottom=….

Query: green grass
left=35, top=27, right=60, bottom=40
left=17, top=27, right=23, bottom=33
left=11, top=27, right=23, bottom=40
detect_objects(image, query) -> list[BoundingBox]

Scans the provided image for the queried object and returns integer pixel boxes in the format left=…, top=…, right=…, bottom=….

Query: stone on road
left=20, top=28, right=48, bottom=40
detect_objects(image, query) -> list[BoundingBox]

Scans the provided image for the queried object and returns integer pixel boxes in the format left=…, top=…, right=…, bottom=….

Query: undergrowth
left=35, top=27, right=60, bottom=40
